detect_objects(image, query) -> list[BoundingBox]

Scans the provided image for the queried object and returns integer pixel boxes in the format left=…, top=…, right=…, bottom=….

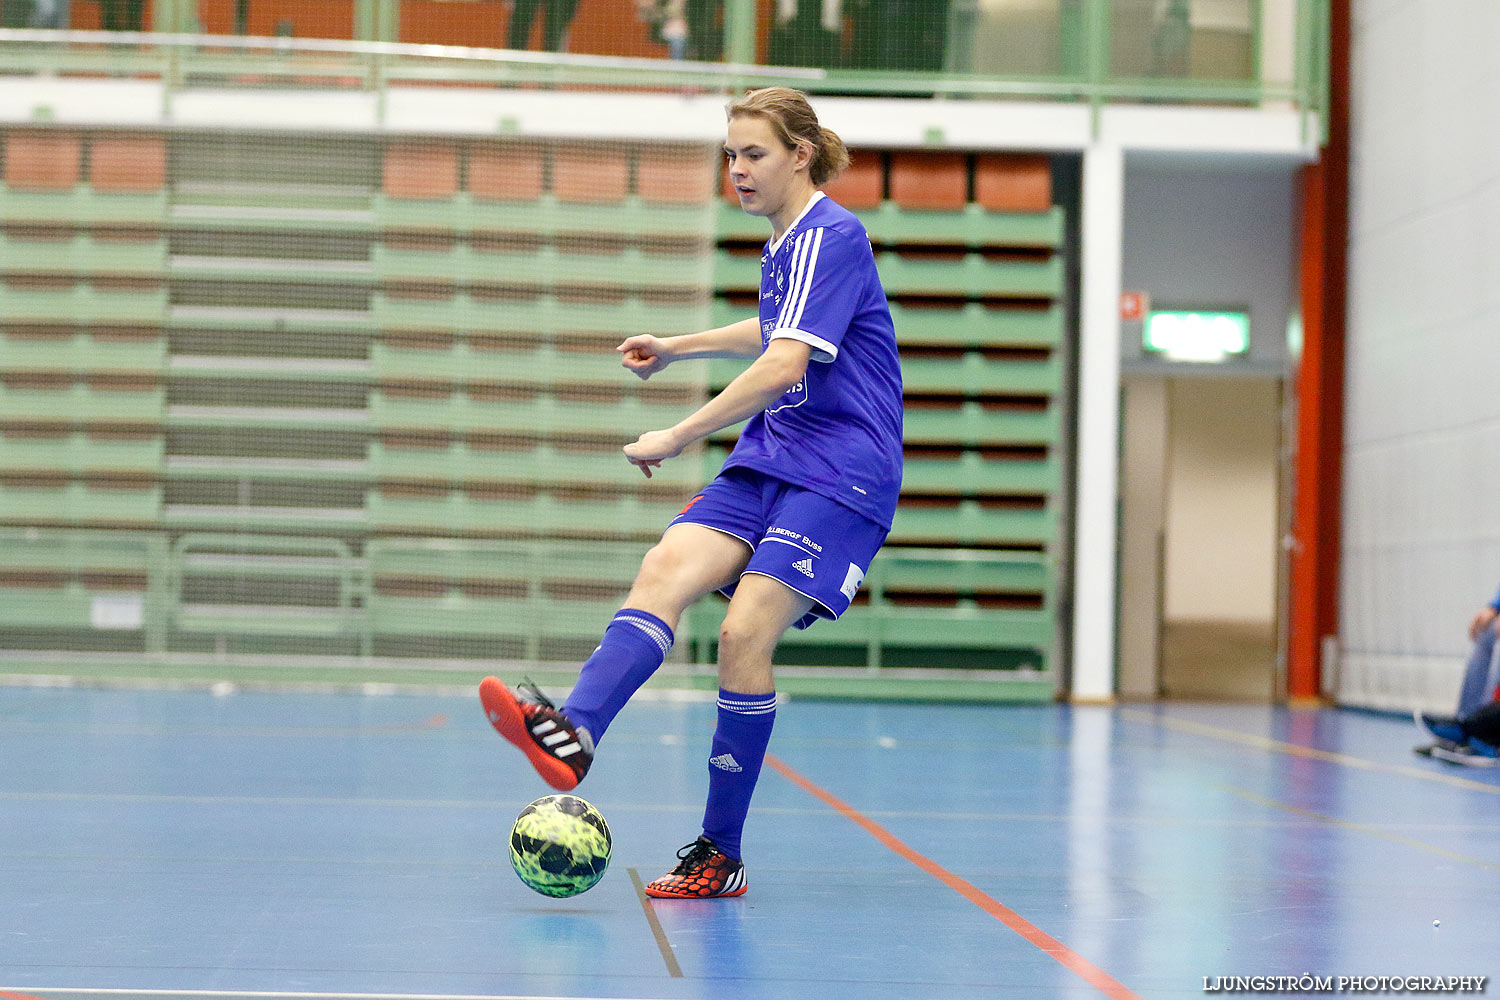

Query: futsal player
left=481, top=87, right=904, bottom=898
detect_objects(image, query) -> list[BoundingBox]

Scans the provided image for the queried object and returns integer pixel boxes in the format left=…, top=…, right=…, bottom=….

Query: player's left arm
left=622, top=338, right=811, bottom=477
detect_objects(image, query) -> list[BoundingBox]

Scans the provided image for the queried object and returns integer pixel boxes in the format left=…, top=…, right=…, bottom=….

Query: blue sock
left=561, top=609, right=673, bottom=745
left=700, top=690, right=776, bottom=861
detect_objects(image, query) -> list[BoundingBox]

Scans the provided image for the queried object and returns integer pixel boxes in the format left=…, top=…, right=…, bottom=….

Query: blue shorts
left=670, top=466, right=889, bottom=630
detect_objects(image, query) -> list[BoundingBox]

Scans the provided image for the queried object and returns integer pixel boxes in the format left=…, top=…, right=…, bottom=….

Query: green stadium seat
left=711, top=249, right=762, bottom=292
left=830, top=604, right=1053, bottom=652
left=0, top=330, right=166, bottom=374
left=368, top=386, right=687, bottom=436
left=714, top=201, right=769, bottom=243
left=900, top=352, right=1062, bottom=396
left=375, top=193, right=713, bottom=240
left=900, top=452, right=1057, bottom=496
left=875, top=251, right=1063, bottom=298
left=371, top=336, right=706, bottom=387
left=869, top=546, right=1050, bottom=596
left=365, top=488, right=688, bottom=538
left=0, top=481, right=162, bottom=525
left=888, top=500, right=1055, bottom=546
left=366, top=537, right=646, bottom=646
left=367, top=439, right=701, bottom=491
left=0, top=381, right=166, bottom=422
left=158, top=505, right=370, bottom=532
left=902, top=402, right=1061, bottom=447
left=371, top=290, right=710, bottom=337
left=861, top=203, right=1065, bottom=249
left=0, top=233, right=168, bottom=277
left=0, top=284, right=168, bottom=325
left=0, top=431, right=164, bottom=474
left=370, top=243, right=706, bottom=291
left=887, top=302, right=1064, bottom=348
left=0, top=527, right=167, bottom=641
left=0, top=186, right=168, bottom=226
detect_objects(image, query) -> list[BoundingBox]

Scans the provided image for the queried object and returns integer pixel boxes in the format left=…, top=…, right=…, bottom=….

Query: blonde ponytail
left=811, top=125, right=851, bottom=187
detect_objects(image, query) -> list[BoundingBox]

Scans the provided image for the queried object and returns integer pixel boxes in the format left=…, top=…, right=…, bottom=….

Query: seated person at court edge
left=1414, top=589, right=1500, bottom=765
left=479, top=87, right=904, bottom=898
left=1420, top=699, right=1500, bottom=768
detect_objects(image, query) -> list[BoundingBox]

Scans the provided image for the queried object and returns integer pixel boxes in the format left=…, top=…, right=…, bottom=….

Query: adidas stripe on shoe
left=644, top=836, right=747, bottom=899
left=479, top=676, right=594, bottom=791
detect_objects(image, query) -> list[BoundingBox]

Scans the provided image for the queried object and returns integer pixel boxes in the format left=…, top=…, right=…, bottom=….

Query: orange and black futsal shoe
left=479, top=676, right=593, bottom=791
left=644, top=836, right=747, bottom=899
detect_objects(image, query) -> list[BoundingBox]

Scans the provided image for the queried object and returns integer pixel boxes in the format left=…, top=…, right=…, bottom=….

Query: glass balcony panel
left=1110, top=0, right=1257, bottom=82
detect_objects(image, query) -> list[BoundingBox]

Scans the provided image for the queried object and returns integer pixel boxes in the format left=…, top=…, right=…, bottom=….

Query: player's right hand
left=618, top=335, right=672, bottom=380
left=1469, top=606, right=1499, bottom=641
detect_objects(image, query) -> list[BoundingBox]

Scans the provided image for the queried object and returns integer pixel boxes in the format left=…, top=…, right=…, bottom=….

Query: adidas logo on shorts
left=709, top=753, right=743, bottom=772
left=792, top=558, right=815, bottom=578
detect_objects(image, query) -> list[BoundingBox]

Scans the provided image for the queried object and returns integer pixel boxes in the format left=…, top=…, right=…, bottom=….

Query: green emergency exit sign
left=1144, top=310, right=1250, bottom=362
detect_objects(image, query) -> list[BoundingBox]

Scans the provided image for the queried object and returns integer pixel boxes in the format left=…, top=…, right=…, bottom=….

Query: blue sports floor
left=2, top=685, right=1498, bottom=1000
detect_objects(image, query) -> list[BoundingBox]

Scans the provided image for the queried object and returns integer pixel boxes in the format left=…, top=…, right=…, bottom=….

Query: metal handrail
left=0, top=27, right=824, bottom=80
left=0, top=21, right=1324, bottom=115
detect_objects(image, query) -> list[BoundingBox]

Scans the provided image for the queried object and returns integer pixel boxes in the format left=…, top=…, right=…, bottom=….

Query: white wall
left=1340, top=2, right=1500, bottom=711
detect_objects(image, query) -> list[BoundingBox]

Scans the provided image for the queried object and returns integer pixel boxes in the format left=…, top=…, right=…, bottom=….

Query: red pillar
left=1288, top=0, right=1350, bottom=702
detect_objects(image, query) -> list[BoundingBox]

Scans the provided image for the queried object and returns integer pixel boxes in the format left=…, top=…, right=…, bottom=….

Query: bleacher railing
left=0, top=0, right=1329, bottom=129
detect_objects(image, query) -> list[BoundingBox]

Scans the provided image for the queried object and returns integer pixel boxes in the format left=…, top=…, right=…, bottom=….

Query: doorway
left=1119, top=374, right=1283, bottom=701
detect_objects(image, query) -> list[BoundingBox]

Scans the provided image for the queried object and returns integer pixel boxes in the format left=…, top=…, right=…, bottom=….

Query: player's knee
left=717, top=616, right=774, bottom=666
left=635, top=541, right=684, bottom=590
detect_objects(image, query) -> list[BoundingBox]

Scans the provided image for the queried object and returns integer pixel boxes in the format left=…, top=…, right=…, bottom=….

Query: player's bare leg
left=646, top=574, right=812, bottom=898
left=623, top=523, right=753, bottom=630
left=714, top=572, right=813, bottom=693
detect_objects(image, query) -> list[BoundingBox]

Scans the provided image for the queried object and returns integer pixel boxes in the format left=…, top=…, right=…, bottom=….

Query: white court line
left=7, top=994, right=658, bottom=1000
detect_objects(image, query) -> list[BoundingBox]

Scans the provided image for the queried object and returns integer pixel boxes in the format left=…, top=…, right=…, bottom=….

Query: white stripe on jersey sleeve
left=768, top=327, right=837, bottom=362
left=786, top=227, right=822, bottom=329
left=775, top=230, right=814, bottom=330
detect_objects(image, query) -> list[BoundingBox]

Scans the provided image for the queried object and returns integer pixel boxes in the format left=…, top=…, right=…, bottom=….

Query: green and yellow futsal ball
left=509, top=794, right=612, bottom=897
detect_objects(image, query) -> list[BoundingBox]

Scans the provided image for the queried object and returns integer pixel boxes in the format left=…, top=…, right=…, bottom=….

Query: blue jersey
left=720, top=192, right=904, bottom=528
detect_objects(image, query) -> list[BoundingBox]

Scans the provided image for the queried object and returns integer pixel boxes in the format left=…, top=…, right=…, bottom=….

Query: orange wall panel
left=91, top=135, right=167, bottom=192
left=384, top=143, right=460, bottom=199
left=974, top=155, right=1052, bottom=213
left=4, top=131, right=83, bottom=190
left=469, top=144, right=545, bottom=201
left=889, top=152, right=967, bottom=210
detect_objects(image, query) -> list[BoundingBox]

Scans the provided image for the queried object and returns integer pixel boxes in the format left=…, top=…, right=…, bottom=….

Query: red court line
left=2, top=990, right=55, bottom=1000
left=764, top=753, right=1144, bottom=1000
